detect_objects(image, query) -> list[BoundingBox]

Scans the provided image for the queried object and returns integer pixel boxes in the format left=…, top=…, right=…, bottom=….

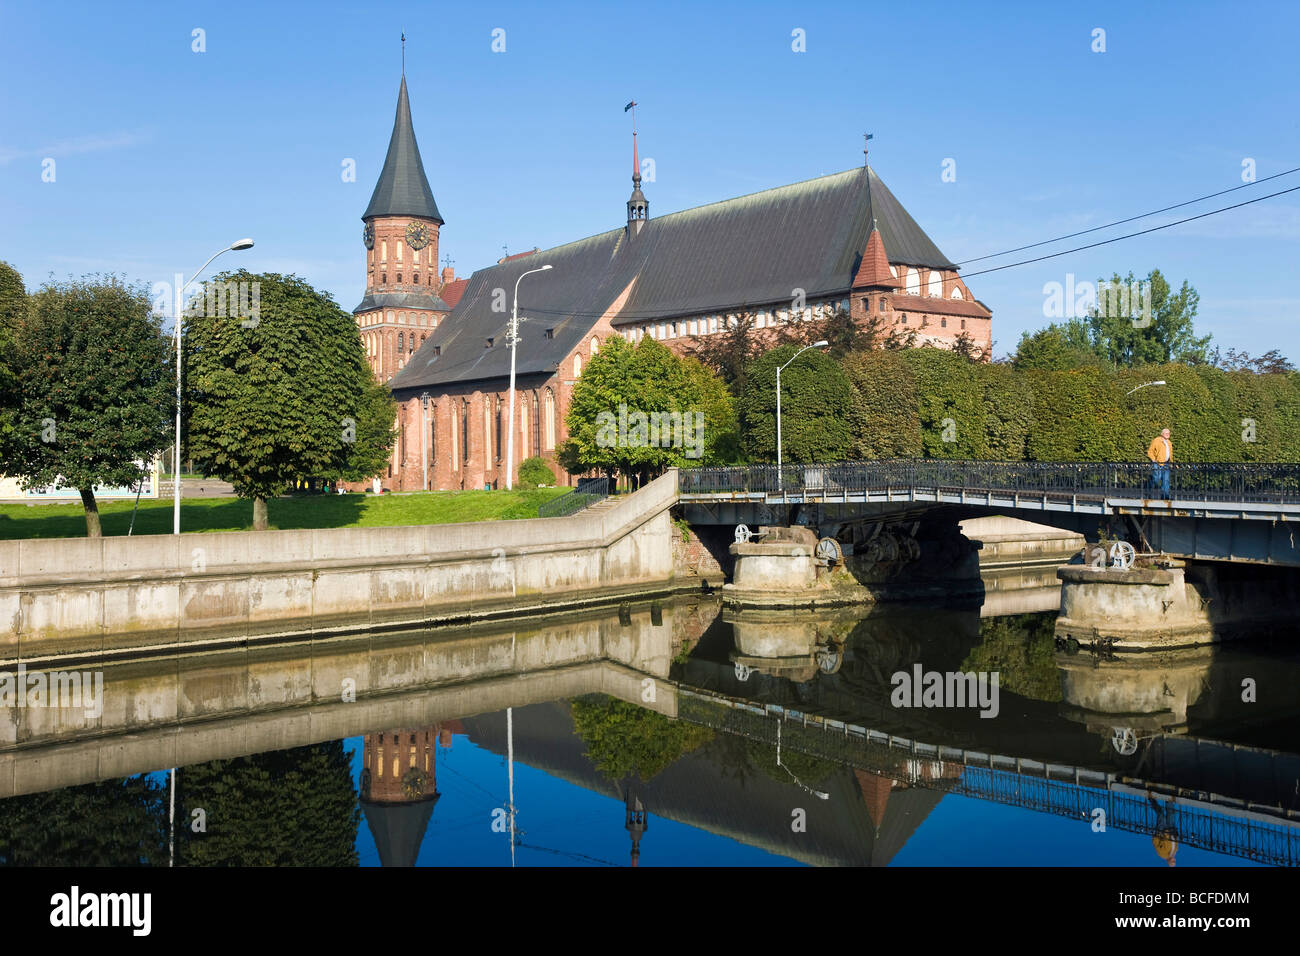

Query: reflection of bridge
left=679, top=461, right=1300, bottom=565
left=676, top=688, right=1300, bottom=867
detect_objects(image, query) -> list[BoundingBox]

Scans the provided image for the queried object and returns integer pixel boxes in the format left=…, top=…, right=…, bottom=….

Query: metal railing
left=679, top=459, right=1300, bottom=504
left=537, top=476, right=612, bottom=518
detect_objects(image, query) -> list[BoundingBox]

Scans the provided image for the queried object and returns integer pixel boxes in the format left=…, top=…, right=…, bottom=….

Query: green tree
left=1024, top=366, right=1133, bottom=460
left=900, top=347, right=987, bottom=458
left=570, top=696, right=713, bottom=783
left=336, top=373, right=398, bottom=484
left=176, top=741, right=360, bottom=866
left=841, top=349, right=922, bottom=458
left=1087, top=269, right=1210, bottom=366
left=738, top=344, right=852, bottom=463
left=0, top=775, right=168, bottom=866
left=979, top=362, right=1036, bottom=460
left=1011, top=319, right=1101, bottom=371
left=517, top=455, right=555, bottom=487
left=184, top=271, right=381, bottom=529
left=558, top=336, right=738, bottom=485
left=4, top=276, right=173, bottom=536
left=0, top=262, right=23, bottom=449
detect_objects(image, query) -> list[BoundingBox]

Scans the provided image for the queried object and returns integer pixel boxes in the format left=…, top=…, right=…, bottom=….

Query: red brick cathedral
left=355, top=76, right=993, bottom=492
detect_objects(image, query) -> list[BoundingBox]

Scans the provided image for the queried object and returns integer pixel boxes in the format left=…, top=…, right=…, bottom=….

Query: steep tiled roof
left=438, top=278, right=469, bottom=310
left=852, top=225, right=901, bottom=289
left=889, top=293, right=992, bottom=318
left=390, top=166, right=960, bottom=392
left=363, top=77, right=444, bottom=224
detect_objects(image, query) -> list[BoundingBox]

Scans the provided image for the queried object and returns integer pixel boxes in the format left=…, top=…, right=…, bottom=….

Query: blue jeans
left=1151, top=463, right=1170, bottom=499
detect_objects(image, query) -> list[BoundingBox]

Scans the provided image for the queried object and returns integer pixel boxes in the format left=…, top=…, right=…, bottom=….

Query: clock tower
left=354, top=73, right=451, bottom=383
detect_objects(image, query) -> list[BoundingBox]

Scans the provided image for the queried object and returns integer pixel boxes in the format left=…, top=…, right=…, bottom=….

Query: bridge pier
left=1056, top=560, right=1300, bottom=650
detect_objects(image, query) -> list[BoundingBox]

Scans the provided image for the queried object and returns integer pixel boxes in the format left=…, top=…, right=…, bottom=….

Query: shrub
left=517, top=456, right=555, bottom=488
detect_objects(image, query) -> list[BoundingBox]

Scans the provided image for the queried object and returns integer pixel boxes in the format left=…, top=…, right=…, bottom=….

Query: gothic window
left=484, top=400, right=492, bottom=466
left=381, top=240, right=388, bottom=261
left=544, top=388, right=556, bottom=450
left=396, top=240, right=403, bottom=261
left=573, top=353, right=582, bottom=376
left=397, top=274, right=402, bottom=284
left=590, top=336, right=599, bottom=355
left=879, top=297, right=887, bottom=313
left=520, top=397, right=529, bottom=458
left=462, top=400, right=469, bottom=464
left=928, top=271, right=943, bottom=297
left=531, top=392, right=540, bottom=457
left=495, top=396, right=502, bottom=462
left=381, top=273, right=387, bottom=284
left=430, top=405, right=436, bottom=463
left=906, top=269, right=920, bottom=296
left=398, top=332, right=404, bottom=351
left=409, top=335, right=415, bottom=353
left=952, top=287, right=964, bottom=299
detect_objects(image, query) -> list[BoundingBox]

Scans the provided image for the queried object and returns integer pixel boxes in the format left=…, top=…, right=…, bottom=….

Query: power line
left=960, top=183, right=1300, bottom=279
left=955, top=165, right=1300, bottom=266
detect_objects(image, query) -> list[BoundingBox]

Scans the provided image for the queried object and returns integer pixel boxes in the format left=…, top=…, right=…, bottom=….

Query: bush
left=739, top=344, right=852, bottom=463
left=842, top=350, right=922, bottom=458
left=517, top=456, right=555, bottom=488
left=900, top=348, right=987, bottom=459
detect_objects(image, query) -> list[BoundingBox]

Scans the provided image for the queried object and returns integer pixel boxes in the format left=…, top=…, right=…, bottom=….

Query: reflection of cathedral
left=360, top=722, right=461, bottom=866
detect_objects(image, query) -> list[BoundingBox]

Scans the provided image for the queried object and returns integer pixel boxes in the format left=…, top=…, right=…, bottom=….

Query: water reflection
left=2, top=584, right=1299, bottom=867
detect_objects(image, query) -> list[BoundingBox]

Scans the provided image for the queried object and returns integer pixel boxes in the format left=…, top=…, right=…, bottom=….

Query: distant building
left=355, top=75, right=992, bottom=492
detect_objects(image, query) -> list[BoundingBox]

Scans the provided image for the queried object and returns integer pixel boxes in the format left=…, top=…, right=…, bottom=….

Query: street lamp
left=420, top=392, right=431, bottom=491
left=776, top=340, right=829, bottom=491
left=504, top=264, right=553, bottom=490
left=1125, top=379, right=1166, bottom=397
left=173, top=238, right=254, bottom=535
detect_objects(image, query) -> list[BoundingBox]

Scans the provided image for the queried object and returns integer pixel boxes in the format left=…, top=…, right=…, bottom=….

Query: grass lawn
left=0, top=488, right=573, bottom=540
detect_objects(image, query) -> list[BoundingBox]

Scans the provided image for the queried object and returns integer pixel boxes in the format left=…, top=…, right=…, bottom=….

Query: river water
left=1, top=569, right=1297, bottom=867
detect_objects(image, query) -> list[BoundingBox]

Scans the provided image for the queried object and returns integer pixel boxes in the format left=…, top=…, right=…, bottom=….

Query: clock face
left=405, top=221, right=430, bottom=250
left=362, top=223, right=374, bottom=250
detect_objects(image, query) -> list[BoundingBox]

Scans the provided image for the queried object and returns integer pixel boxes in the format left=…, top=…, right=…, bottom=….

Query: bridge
left=678, top=460, right=1300, bottom=565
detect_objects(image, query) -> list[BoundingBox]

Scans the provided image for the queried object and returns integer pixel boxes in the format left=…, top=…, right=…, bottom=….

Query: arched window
left=941, top=317, right=948, bottom=328
left=398, top=332, right=404, bottom=352
left=531, top=392, right=540, bottom=458
left=430, top=404, right=436, bottom=464
left=520, top=396, right=529, bottom=458
left=590, top=336, right=599, bottom=356
left=495, top=396, right=502, bottom=462
left=544, top=388, right=556, bottom=450
left=462, top=400, right=469, bottom=464
left=951, top=286, right=964, bottom=300
left=928, top=271, right=943, bottom=298
left=483, top=399, right=492, bottom=466
left=387, top=310, right=395, bottom=322
left=905, top=268, right=920, bottom=296
left=408, top=335, right=414, bottom=354
left=573, top=353, right=582, bottom=376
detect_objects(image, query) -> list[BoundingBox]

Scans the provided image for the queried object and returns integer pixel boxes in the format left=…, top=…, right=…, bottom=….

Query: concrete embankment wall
left=0, top=471, right=681, bottom=663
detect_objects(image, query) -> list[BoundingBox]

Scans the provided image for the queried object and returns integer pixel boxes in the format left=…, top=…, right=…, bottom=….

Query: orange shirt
left=1147, top=436, right=1171, bottom=463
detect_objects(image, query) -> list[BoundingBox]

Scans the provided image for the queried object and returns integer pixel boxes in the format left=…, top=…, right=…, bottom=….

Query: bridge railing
left=537, top=476, right=612, bottom=518
left=679, top=459, right=1300, bottom=504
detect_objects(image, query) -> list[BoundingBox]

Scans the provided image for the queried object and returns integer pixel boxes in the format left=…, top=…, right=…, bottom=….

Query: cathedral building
left=354, top=76, right=993, bottom=492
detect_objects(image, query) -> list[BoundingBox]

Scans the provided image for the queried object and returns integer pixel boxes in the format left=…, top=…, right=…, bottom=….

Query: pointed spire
left=363, top=76, right=443, bottom=224
left=852, top=218, right=900, bottom=290
left=625, top=100, right=647, bottom=234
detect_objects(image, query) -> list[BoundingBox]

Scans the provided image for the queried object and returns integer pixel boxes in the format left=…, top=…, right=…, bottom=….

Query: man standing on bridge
left=1146, top=428, right=1172, bottom=500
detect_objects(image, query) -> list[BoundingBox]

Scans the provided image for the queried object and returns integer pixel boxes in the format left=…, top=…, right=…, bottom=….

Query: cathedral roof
left=353, top=290, right=451, bottom=315
left=389, top=166, right=958, bottom=392
left=363, top=76, right=444, bottom=224
left=361, top=795, right=440, bottom=867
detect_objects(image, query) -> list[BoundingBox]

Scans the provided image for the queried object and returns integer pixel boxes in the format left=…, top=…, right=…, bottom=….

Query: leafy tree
left=1024, top=366, right=1133, bottom=460
left=979, top=362, right=1035, bottom=460
left=900, top=348, right=988, bottom=459
left=1086, top=269, right=1210, bottom=367
left=0, top=262, right=23, bottom=449
left=1012, top=319, right=1101, bottom=371
left=176, top=741, right=360, bottom=866
left=336, top=373, right=397, bottom=484
left=738, top=343, right=852, bottom=463
left=569, top=695, right=713, bottom=783
left=841, top=349, right=922, bottom=458
left=1211, top=346, right=1295, bottom=375
left=0, top=775, right=169, bottom=866
left=184, top=271, right=384, bottom=530
left=4, top=276, right=173, bottom=536
left=558, top=336, right=738, bottom=485
left=517, top=455, right=554, bottom=487
left=961, top=613, right=1061, bottom=703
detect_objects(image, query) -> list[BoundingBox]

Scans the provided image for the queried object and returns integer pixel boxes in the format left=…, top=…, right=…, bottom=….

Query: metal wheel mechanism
left=1111, top=726, right=1139, bottom=755
left=1109, top=540, right=1137, bottom=570
left=814, top=537, right=842, bottom=563
left=815, top=648, right=841, bottom=674
left=733, top=662, right=754, bottom=682
left=734, top=524, right=753, bottom=544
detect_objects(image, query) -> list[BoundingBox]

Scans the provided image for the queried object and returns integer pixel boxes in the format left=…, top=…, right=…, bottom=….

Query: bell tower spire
left=624, top=100, right=648, bottom=236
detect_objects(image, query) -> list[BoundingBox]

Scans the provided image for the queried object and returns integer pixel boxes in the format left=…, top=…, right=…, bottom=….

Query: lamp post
left=173, top=238, right=254, bottom=534
left=776, top=340, right=829, bottom=492
left=420, top=392, right=431, bottom=491
left=504, top=264, right=552, bottom=490
left=1125, top=379, right=1167, bottom=397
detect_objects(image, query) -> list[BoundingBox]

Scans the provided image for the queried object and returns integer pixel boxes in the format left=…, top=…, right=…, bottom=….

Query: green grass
left=0, top=488, right=573, bottom=540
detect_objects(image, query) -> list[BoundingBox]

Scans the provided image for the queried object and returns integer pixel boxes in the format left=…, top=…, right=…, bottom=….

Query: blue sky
left=2, top=0, right=1297, bottom=359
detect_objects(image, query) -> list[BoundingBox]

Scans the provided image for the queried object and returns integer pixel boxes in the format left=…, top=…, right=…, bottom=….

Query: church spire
left=625, top=101, right=647, bottom=235
left=363, top=73, right=443, bottom=224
